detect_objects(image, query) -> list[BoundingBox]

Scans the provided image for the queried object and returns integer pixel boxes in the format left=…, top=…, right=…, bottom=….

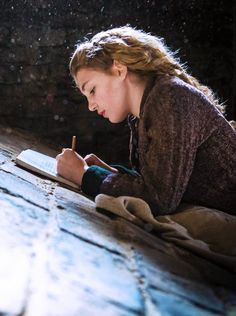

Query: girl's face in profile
left=75, top=64, right=130, bottom=123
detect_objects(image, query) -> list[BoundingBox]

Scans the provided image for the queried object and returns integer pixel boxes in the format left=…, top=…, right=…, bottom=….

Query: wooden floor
left=0, top=125, right=235, bottom=316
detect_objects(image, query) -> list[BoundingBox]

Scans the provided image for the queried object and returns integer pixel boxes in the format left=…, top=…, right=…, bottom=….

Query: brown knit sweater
left=100, top=75, right=236, bottom=215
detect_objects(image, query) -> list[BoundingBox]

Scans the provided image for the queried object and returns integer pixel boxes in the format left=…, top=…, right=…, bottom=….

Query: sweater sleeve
left=81, top=165, right=113, bottom=198
left=99, top=78, right=218, bottom=215
left=81, top=165, right=140, bottom=197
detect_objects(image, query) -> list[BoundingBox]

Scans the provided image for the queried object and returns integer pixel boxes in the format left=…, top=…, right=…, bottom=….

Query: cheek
left=100, top=80, right=124, bottom=106
left=101, top=90, right=115, bottom=105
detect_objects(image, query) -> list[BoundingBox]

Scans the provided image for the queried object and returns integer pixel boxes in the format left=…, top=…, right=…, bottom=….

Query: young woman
left=56, top=26, right=236, bottom=215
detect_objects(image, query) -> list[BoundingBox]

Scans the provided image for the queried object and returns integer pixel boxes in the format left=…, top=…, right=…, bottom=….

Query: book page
left=16, top=149, right=80, bottom=189
left=19, top=150, right=58, bottom=176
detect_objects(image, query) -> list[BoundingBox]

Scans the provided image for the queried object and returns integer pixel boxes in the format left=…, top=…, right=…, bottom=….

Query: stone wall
left=0, top=0, right=235, bottom=163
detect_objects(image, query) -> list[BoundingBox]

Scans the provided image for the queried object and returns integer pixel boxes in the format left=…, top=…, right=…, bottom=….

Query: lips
left=99, top=110, right=105, bottom=117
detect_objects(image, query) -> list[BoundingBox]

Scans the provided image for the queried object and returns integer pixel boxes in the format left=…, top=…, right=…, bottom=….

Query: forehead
left=75, top=68, right=114, bottom=90
left=76, top=68, right=104, bottom=86
left=75, top=69, right=92, bottom=89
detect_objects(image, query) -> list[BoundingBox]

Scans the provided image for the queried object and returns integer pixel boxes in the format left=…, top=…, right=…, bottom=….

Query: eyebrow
left=81, top=80, right=89, bottom=92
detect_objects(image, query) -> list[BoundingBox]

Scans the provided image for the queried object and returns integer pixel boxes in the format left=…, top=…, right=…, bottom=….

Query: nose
left=88, top=101, right=98, bottom=112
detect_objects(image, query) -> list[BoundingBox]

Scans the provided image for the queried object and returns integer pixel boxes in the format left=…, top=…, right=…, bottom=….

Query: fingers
left=84, top=153, right=115, bottom=172
left=56, top=153, right=62, bottom=161
left=84, top=153, right=97, bottom=165
left=84, top=153, right=97, bottom=160
left=56, top=148, right=70, bottom=161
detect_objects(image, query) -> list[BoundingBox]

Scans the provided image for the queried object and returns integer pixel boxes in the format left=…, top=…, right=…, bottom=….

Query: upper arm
left=140, top=80, right=212, bottom=208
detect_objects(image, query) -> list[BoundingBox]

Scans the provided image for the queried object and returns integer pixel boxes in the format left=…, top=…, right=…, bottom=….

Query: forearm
left=81, top=165, right=162, bottom=215
left=81, top=164, right=140, bottom=197
left=99, top=172, right=162, bottom=215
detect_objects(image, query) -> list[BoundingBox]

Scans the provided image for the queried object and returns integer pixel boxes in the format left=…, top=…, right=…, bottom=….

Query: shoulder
left=140, top=76, right=233, bottom=145
left=142, top=76, right=219, bottom=119
left=150, top=76, right=210, bottom=105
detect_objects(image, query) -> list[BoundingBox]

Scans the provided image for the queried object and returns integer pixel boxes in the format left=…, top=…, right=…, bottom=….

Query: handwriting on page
left=41, top=160, right=57, bottom=174
left=24, top=154, right=57, bottom=175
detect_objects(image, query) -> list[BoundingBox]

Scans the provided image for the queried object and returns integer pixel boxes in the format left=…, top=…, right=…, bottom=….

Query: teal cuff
left=81, top=165, right=112, bottom=198
left=111, top=164, right=140, bottom=177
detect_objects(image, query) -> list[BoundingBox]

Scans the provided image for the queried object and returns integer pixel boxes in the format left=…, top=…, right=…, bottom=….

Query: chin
left=109, top=116, right=127, bottom=124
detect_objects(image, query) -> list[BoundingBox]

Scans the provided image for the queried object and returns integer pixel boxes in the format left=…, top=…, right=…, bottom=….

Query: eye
left=90, top=87, right=95, bottom=95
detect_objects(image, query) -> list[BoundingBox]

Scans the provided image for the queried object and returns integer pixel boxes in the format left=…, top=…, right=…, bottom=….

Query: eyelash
left=90, top=87, right=95, bottom=95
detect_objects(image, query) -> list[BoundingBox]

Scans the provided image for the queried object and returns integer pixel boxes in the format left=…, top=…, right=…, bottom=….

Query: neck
left=126, top=74, right=148, bottom=118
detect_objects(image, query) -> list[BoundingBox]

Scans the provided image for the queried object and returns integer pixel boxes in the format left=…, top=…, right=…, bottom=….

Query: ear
left=112, top=60, right=127, bottom=80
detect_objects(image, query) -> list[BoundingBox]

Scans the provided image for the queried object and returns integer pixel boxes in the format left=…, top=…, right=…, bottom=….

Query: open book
left=15, top=149, right=80, bottom=190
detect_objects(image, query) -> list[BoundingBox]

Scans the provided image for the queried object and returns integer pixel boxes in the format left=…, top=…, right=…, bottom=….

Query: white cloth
left=95, top=194, right=236, bottom=272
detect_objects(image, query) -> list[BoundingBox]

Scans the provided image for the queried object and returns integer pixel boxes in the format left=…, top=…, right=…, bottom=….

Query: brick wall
left=0, top=0, right=235, bottom=163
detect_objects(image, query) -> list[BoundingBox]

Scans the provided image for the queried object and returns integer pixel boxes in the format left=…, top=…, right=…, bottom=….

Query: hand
left=84, top=153, right=118, bottom=173
left=56, top=149, right=88, bottom=185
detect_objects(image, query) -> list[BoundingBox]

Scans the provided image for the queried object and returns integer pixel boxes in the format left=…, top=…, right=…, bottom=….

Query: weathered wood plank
left=0, top=127, right=236, bottom=316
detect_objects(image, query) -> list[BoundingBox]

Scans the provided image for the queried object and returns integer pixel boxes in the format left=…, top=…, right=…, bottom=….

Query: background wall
left=0, top=0, right=235, bottom=164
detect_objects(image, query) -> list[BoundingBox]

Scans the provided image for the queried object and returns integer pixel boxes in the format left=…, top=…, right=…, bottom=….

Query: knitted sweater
left=82, top=75, right=236, bottom=215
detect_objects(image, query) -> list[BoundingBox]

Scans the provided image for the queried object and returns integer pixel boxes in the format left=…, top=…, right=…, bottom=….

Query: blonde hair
left=70, top=26, right=224, bottom=112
